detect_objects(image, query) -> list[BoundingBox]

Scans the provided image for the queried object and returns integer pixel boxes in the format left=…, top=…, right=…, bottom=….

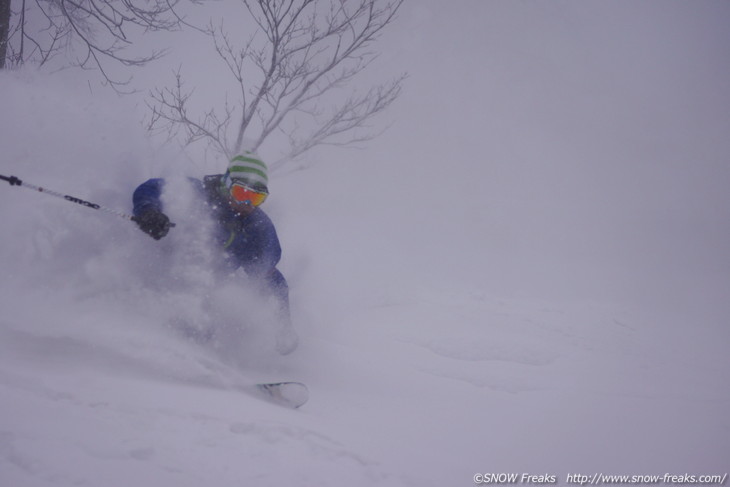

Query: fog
left=370, top=1, right=730, bottom=313
left=1, top=2, right=728, bottom=485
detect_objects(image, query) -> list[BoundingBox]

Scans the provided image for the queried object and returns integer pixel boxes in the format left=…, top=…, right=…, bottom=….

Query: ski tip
left=256, top=382, right=309, bottom=409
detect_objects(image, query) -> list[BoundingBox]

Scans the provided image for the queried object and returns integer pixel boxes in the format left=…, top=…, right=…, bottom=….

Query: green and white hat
left=226, top=151, right=269, bottom=192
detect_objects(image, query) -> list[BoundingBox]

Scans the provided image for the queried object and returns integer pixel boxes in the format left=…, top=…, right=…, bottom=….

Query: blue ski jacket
left=132, top=176, right=289, bottom=302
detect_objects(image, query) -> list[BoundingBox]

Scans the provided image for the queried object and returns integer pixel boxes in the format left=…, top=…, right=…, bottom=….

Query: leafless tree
left=0, top=0, right=10, bottom=68
left=0, top=0, right=182, bottom=87
left=148, top=0, right=406, bottom=168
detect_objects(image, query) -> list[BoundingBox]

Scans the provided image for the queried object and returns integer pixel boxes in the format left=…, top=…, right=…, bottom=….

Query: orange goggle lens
left=230, top=183, right=268, bottom=206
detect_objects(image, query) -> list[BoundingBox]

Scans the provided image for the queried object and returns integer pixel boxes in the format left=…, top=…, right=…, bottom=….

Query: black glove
left=134, top=208, right=171, bottom=240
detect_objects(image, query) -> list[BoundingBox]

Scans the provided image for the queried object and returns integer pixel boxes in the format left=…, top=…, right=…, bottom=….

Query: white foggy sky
left=356, top=1, right=730, bottom=313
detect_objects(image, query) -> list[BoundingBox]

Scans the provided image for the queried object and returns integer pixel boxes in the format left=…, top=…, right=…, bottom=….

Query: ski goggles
left=229, top=181, right=268, bottom=207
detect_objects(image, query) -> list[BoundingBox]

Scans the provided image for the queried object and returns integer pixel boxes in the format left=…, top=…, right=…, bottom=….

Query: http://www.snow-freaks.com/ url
left=473, top=472, right=728, bottom=485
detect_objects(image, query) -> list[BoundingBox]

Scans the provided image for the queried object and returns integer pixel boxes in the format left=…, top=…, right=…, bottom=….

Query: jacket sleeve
left=132, top=178, right=166, bottom=217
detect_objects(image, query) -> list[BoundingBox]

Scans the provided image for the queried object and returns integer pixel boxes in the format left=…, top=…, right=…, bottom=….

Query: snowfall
left=1, top=2, right=729, bottom=486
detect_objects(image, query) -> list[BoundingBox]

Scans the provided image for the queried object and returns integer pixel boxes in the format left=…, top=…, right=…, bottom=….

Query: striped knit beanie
left=226, top=152, right=269, bottom=192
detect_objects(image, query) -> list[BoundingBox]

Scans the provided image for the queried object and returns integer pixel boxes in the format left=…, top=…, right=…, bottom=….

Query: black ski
left=255, top=382, right=309, bottom=408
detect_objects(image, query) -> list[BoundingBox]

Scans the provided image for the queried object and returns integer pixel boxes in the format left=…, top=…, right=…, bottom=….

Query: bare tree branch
left=277, top=71, right=406, bottom=166
left=1, top=0, right=184, bottom=89
left=148, top=0, right=406, bottom=168
left=147, top=67, right=234, bottom=156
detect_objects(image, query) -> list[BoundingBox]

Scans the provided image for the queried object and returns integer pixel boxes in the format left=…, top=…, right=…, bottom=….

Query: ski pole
left=0, top=174, right=174, bottom=226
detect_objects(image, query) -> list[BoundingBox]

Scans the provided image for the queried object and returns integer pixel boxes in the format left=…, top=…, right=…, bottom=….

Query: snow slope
left=2, top=2, right=730, bottom=486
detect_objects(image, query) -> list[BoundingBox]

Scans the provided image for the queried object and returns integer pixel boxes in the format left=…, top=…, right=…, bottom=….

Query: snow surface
left=2, top=2, right=730, bottom=486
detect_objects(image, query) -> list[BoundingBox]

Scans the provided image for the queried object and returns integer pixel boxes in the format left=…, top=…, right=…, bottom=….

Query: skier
left=131, top=152, right=298, bottom=355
